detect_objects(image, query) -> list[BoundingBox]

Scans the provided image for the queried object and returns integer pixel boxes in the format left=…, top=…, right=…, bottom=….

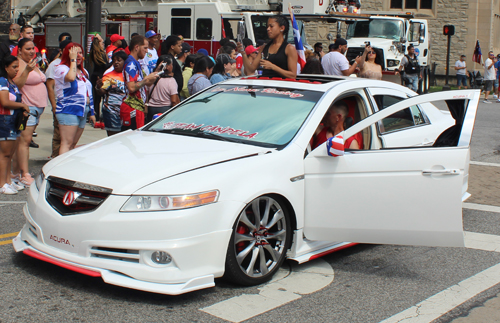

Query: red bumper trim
left=23, top=249, right=101, bottom=278
left=309, top=242, right=358, bottom=261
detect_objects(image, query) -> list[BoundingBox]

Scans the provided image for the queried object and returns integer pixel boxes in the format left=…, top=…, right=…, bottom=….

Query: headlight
left=387, top=59, right=400, bottom=67
left=35, top=171, right=45, bottom=191
left=120, top=190, right=219, bottom=212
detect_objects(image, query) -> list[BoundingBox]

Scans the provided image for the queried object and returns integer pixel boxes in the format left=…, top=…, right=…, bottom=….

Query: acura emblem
left=63, top=191, right=81, bottom=206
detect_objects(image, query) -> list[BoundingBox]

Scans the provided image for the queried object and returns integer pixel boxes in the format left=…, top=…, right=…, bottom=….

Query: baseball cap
left=145, top=30, right=157, bottom=38
left=110, top=34, right=124, bottom=43
left=181, top=42, right=192, bottom=53
left=333, top=38, right=348, bottom=47
left=245, top=45, right=258, bottom=56
left=197, top=48, right=209, bottom=56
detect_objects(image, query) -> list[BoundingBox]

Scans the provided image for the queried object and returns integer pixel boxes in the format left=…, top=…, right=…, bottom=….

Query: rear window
left=146, top=84, right=323, bottom=148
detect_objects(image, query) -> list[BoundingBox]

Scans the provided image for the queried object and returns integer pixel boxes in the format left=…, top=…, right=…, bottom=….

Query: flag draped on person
left=288, top=6, right=306, bottom=71
left=472, top=40, right=482, bottom=64
left=221, top=16, right=226, bottom=39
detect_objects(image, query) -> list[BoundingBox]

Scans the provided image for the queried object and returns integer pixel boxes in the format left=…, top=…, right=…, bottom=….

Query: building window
left=390, top=0, right=432, bottom=9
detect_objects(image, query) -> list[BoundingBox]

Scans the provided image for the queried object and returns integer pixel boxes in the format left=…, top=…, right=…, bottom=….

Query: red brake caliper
left=236, top=224, right=248, bottom=253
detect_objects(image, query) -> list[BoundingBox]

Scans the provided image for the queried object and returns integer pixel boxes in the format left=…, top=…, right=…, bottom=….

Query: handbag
left=14, top=110, right=28, bottom=131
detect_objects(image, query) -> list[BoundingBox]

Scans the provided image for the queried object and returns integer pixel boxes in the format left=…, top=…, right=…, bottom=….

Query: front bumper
left=14, top=183, right=240, bottom=295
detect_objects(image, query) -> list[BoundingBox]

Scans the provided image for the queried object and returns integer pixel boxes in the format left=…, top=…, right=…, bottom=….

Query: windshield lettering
left=162, top=122, right=259, bottom=139
left=211, top=86, right=304, bottom=98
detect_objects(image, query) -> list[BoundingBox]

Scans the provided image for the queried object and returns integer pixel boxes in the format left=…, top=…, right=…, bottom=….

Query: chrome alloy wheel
left=232, top=196, right=289, bottom=280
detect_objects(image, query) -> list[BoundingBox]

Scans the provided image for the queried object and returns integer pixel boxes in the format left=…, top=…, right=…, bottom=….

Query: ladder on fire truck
left=12, top=0, right=281, bottom=25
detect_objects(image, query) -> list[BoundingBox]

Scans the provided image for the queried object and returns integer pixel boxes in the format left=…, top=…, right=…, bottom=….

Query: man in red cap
left=106, top=34, right=124, bottom=62
left=242, top=45, right=259, bottom=76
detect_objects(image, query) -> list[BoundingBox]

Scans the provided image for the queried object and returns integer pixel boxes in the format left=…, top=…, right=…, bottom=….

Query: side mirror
left=327, top=131, right=345, bottom=157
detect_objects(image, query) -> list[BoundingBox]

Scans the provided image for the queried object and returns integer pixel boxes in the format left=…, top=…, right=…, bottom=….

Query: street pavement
left=1, top=97, right=500, bottom=322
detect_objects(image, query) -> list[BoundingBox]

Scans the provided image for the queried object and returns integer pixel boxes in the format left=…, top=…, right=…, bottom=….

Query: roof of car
left=222, top=75, right=415, bottom=95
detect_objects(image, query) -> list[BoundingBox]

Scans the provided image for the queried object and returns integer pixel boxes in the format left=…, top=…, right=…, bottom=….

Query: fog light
left=151, top=251, right=172, bottom=264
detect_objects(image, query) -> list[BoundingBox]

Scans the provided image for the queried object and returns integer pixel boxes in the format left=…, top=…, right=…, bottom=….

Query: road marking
left=0, top=232, right=18, bottom=239
left=463, top=202, right=500, bottom=214
left=200, top=259, right=334, bottom=323
left=0, top=240, right=12, bottom=246
left=470, top=161, right=500, bottom=168
left=380, top=232, right=500, bottom=323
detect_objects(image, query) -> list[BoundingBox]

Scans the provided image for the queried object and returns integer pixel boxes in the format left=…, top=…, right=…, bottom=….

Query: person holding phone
left=238, top=14, right=298, bottom=79
left=12, top=38, right=46, bottom=186
left=146, top=55, right=180, bottom=122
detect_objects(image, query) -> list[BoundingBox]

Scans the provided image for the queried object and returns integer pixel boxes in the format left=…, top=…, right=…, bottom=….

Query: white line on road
left=470, top=161, right=500, bottom=168
left=380, top=231, right=500, bottom=323
left=0, top=201, right=26, bottom=204
left=463, top=202, right=500, bottom=213
left=200, top=259, right=334, bottom=323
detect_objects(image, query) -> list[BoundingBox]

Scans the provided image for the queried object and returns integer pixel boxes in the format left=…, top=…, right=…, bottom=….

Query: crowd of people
left=0, top=14, right=429, bottom=195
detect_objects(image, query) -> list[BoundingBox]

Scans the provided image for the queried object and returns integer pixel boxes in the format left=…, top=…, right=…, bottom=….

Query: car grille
left=46, top=176, right=112, bottom=216
left=90, top=246, right=140, bottom=263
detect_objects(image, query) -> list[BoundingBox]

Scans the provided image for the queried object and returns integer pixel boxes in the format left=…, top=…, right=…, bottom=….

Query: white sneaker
left=1, top=183, right=18, bottom=195
left=10, top=180, right=24, bottom=191
left=494, top=95, right=498, bottom=99
left=484, top=100, right=492, bottom=103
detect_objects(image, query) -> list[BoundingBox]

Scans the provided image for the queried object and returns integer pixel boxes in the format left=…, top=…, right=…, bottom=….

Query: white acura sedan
left=14, top=75, right=479, bottom=295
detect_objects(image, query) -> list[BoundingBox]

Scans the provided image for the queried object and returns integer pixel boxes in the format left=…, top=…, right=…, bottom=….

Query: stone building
left=304, top=0, right=500, bottom=76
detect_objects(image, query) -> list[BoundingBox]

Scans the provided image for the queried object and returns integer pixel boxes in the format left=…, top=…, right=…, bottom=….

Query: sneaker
left=32, top=132, right=37, bottom=137
left=1, top=183, right=18, bottom=195
left=494, top=95, right=498, bottom=99
left=19, top=173, right=34, bottom=186
left=29, top=140, right=39, bottom=148
left=10, top=180, right=24, bottom=191
left=483, top=100, right=492, bottom=103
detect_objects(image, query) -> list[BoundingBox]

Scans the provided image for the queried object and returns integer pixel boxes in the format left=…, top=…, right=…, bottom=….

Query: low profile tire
left=223, top=195, right=292, bottom=286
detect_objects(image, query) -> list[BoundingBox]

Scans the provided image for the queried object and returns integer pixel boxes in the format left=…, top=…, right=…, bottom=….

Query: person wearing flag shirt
left=106, top=34, right=124, bottom=62
left=121, top=35, right=159, bottom=130
left=238, top=15, right=298, bottom=79
left=53, top=43, right=95, bottom=155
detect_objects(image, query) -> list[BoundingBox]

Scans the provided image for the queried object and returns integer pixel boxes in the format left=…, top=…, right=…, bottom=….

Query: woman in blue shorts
left=0, top=55, right=29, bottom=194
left=54, top=43, right=95, bottom=155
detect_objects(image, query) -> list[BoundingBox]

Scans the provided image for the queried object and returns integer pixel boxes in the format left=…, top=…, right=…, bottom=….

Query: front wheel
left=223, top=196, right=292, bottom=286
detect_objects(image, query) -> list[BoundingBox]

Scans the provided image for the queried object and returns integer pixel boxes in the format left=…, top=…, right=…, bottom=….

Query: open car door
left=303, top=90, right=480, bottom=247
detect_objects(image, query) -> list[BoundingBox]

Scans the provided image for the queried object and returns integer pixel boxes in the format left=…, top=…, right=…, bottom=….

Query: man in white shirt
left=140, top=30, right=159, bottom=75
left=483, top=51, right=497, bottom=103
left=321, top=38, right=360, bottom=76
left=454, top=54, right=469, bottom=89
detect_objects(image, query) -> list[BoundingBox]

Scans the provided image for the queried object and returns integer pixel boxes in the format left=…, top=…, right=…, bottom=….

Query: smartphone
left=237, top=20, right=245, bottom=44
left=36, top=54, right=43, bottom=64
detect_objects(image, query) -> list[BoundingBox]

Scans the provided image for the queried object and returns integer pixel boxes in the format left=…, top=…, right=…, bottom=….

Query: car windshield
left=346, top=19, right=405, bottom=40
left=145, top=84, right=323, bottom=149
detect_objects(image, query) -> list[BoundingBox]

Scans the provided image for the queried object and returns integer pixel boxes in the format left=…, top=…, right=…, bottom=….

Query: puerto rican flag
left=326, top=133, right=345, bottom=157
left=221, top=16, right=226, bottom=38
left=288, top=6, right=306, bottom=72
left=472, top=40, right=482, bottom=64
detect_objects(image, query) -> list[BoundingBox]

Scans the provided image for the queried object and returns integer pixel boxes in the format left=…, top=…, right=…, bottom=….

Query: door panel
left=303, top=90, right=480, bottom=247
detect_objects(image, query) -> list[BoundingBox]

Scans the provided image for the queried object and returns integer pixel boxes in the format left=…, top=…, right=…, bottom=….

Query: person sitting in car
left=312, top=101, right=360, bottom=150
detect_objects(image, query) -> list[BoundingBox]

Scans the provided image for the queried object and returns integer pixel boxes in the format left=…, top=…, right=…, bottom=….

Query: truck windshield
left=251, top=16, right=307, bottom=45
left=346, top=19, right=404, bottom=41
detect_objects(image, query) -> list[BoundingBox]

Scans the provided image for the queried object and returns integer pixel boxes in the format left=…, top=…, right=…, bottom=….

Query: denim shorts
left=102, top=107, right=121, bottom=132
left=27, top=106, right=45, bottom=127
left=456, top=74, right=467, bottom=87
left=56, top=105, right=90, bottom=129
left=0, top=114, right=21, bottom=141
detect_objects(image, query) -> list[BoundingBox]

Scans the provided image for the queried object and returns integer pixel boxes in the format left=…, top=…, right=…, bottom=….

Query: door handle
left=422, top=169, right=460, bottom=176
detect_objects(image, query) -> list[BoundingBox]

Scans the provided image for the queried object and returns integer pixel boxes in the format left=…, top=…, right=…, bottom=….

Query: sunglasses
left=368, top=51, right=376, bottom=54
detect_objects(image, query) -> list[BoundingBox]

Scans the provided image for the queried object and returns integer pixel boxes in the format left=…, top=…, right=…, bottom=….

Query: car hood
left=44, top=131, right=272, bottom=194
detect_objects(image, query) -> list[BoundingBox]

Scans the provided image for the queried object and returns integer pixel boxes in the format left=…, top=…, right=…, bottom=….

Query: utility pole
left=443, top=25, right=455, bottom=87
left=85, top=0, right=101, bottom=56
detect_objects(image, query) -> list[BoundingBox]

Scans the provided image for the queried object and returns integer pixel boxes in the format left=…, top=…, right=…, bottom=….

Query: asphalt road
left=1, top=96, right=500, bottom=323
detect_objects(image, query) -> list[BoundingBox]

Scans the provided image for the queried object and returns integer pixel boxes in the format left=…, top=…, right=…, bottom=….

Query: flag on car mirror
left=288, top=5, right=306, bottom=72
left=327, top=134, right=344, bottom=157
left=472, top=40, right=482, bottom=64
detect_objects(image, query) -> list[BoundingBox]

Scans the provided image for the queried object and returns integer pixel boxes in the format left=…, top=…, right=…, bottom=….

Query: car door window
left=374, top=95, right=428, bottom=133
